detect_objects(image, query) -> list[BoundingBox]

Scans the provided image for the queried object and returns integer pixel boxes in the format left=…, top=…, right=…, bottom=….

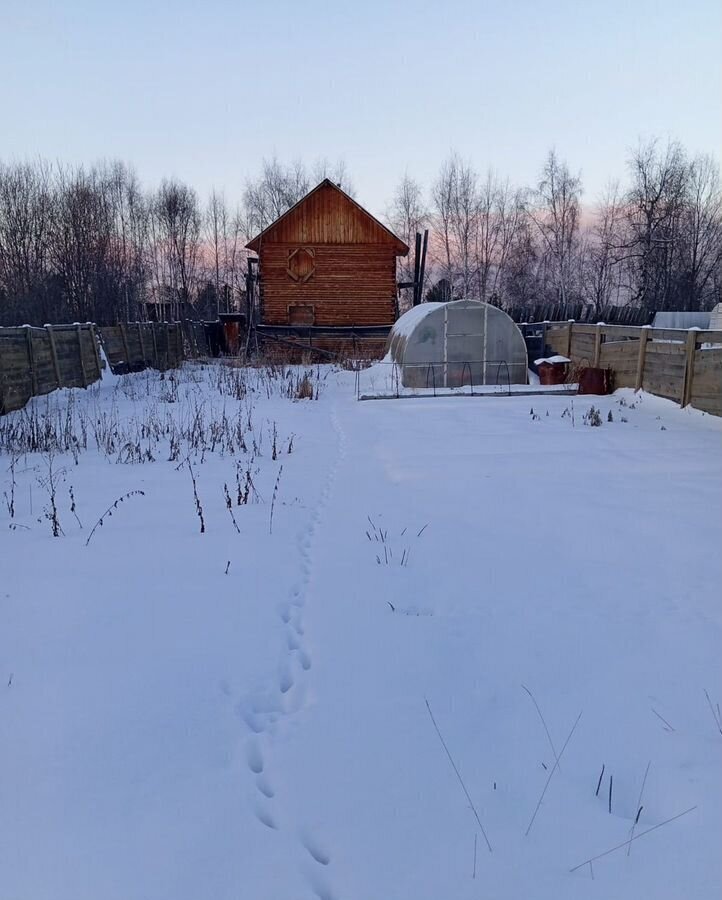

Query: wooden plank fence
left=507, top=301, right=652, bottom=327
left=0, top=321, right=207, bottom=415
left=184, top=321, right=210, bottom=358
left=0, top=324, right=102, bottom=414
left=98, top=322, right=185, bottom=374
left=542, top=322, right=722, bottom=416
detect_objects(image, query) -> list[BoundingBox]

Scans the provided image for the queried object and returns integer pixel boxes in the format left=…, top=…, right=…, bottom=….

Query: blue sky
left=1, top=0, right=719, bottom=214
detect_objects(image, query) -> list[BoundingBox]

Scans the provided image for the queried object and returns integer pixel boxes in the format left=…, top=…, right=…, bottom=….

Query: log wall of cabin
left=259, top=244, right=398, bottom=326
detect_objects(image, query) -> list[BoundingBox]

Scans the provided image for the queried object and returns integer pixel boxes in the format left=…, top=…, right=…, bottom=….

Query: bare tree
left=242, top=156, right=352, bottom=239
left=387, top=173, right=426, bottom=308
left=242, top=158, right=302, bottom=237
left=203, top=190, right=251, bottom=316
left=311, top=157, right=354, bottom=195
left=677, top=154, right=722, bottom=310
left=474, top=169, right=500, bottom=303
left=623, top=139, right=687, bottom=310
left=471, top=172, right=527, bottom=307
left=527, top=150, right=582, bottom=304
left=431, top=157, right=456, bottom=297
left=150, top=179, right=201, bottom=318
left=104, top=161, right=148, bottom=321
left=48, top=164, right=115, bottom=322
left=205, top=190, right=226, bottom=317
left=0, top=160, right=53, bottom=322
left=2, top=144, right=718, bottom=328
left=227, top=205, right=247, bottom=312
left=502, top=215, right=539, bottom=307
left=431, top=153, right=479, bottom=298
left=450, top=156, right=478, bottom=297
left=583, top=182, right=626, bottom=314
left=489, top=182, right=526, bottom=307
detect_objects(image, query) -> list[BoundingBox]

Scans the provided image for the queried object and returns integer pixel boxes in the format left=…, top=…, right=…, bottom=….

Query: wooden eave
left=245, top=179, right=409, bottom=255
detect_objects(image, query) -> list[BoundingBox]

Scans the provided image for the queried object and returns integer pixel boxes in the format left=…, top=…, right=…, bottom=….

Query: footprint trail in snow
left=232, top=399, right=346, bottom=897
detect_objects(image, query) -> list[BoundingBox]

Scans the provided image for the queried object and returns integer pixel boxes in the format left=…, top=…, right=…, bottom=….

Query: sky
left=1, top=0, right=720, bottom=216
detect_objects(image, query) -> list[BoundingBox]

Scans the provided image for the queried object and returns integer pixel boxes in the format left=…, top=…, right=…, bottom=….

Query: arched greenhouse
left=387, top=300, right=528, bottom=389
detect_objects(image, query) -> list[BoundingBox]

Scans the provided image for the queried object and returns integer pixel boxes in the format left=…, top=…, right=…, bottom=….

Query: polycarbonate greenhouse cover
left=387, top=299, right=529, bottom=387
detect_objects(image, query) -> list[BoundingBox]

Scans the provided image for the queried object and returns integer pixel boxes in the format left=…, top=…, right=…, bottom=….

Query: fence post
left=151, top=322, right=159, bottom=368
left=76, top=324, right=88, bottom=387
left=0, top=336, right=6, bottom=413
left=119, top=322, right=131, bottom=370
left=89, top=325, right=103, bottom=380
left=593, top=324, right=602, bottom=368
left=175, top=323, right=184, bottom=362
left=25, top=326, right=38, bottom=396
left=46, top=325, right=62, bottom=388
left=137, top=322, right=147, bottom=367
left=635, top=328, right=649, bottom=392
left=566, top=320, right=574, bottom=358
left=681, top=329, right=697, bottom=407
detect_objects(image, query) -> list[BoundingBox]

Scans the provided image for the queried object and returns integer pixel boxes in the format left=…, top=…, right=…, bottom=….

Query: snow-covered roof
left=534, top=355, right=571, bottom=366
left=391, top=302, right=446, bottom=339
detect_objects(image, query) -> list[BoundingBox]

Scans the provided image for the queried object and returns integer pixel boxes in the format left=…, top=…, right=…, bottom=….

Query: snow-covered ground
left=1, top=363, right=720, bottom=900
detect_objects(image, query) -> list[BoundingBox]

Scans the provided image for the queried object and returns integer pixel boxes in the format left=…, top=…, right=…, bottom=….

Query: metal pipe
left=418, top=229, right=428, bottom=305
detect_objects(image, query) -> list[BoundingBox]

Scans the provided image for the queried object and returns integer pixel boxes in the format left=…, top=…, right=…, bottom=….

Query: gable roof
left=245, top=179, right=409, bottom=255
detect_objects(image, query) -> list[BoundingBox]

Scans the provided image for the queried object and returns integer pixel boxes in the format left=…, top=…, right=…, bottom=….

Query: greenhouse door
left=443, top=303, right=488, bottom=387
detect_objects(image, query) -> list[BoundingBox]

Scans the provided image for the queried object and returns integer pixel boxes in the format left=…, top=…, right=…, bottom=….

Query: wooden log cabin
left=245, top=179, right=409, bottom=356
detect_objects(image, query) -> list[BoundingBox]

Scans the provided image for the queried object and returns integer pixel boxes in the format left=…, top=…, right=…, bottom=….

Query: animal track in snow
left=238, top=704, right=265, bottom=735
left=237, top=685, right=286, bottom=736
left=287, top=630, right=301, bottom=651
left=245, top=739, right=264, bottom=774
left=279, top=665, right=295, bottom=694
left=303, top=866, right=338, bottom=900
left=301, top=832, right=330, bottom=866
left=255, top=774, right=275, bottom=799
left=233, top=402, right=346, bottom=897
left=253, top=802, right=277, bottom=830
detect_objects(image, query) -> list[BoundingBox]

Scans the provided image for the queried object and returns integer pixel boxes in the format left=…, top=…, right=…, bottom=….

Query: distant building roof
left=651, top=311, right=711, bottom=329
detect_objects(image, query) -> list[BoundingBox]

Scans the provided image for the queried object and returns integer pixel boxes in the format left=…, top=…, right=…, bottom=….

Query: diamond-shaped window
left=287, top=247, right=315, bottom=283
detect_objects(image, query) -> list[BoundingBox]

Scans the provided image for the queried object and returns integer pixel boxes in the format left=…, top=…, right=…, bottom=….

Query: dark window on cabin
left=288, top=304, right=315, bottom=325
